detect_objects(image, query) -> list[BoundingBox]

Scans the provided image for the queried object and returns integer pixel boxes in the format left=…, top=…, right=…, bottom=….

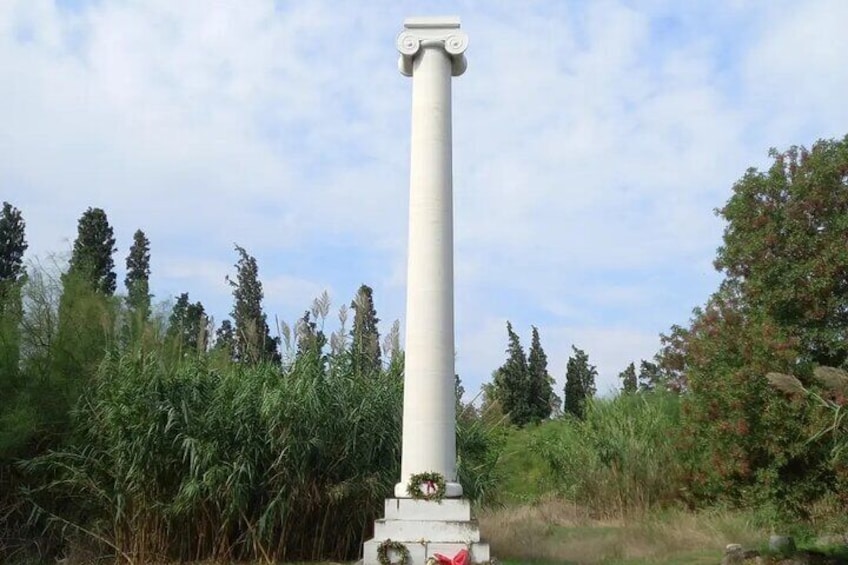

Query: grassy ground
left=477, top=498, right=765, bottom=564
left=17, top=500, right=846, bottom=564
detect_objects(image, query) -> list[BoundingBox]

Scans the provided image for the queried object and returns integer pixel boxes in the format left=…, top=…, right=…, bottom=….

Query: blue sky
left=3, top=0, right=847, bottom=398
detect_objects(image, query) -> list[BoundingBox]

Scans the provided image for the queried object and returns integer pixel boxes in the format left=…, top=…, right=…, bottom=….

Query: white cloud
left=2, top=0, right=846, bottom=399
left=262, top=274, right=331, bottom=316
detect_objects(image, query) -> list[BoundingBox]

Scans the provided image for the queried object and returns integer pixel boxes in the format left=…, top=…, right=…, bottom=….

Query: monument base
left=361, top=499, right=491, bottom=564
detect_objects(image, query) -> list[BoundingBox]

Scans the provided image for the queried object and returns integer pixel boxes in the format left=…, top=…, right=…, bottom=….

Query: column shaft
left=395, top=42, right=462, bottom=498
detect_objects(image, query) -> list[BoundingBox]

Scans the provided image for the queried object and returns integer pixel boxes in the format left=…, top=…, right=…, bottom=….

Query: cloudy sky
left=3, top=0, right=847, bottom=397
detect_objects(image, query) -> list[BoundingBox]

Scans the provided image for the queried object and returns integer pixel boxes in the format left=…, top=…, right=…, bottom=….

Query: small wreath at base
left=406, top=471, right=447, bottom=502
left=377, top=539, right=410, bottom=565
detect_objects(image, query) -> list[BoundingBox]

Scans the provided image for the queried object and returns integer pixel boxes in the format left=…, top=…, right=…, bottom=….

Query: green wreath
left=406, top=471, right=447, bottom=501
left=377, top=539, right=409, bottom=565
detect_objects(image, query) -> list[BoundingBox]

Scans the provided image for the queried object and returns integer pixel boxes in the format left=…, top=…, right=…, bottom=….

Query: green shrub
left=532, top=392, right=685, bottom=515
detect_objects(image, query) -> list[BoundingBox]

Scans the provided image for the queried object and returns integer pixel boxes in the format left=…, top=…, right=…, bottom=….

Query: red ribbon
left=433, top=549, right=469, bottom=565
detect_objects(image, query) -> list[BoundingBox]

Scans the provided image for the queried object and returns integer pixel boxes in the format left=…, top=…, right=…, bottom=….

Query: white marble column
left=394, top=17, right=468, bottom=499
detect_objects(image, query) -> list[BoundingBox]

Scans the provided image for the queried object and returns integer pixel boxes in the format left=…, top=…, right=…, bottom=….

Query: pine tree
left=527, top=325, right=554, bottom=422
left=124, top=229, right=151, bottom=321
left=228, top=245, right=279, bottom=364
left=167, top=293, right=209, bottom=352
left=66, top=207, right=117, bottom=295
left=350, top=284, right=381, bottom=376
left=493, top=321, right=532, bottom=426
left=564, top=345, right=596, bottom=419
left=619, top=361, right=638, bottom=394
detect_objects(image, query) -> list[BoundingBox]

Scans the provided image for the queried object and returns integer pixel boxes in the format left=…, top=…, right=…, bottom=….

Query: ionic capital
left=397, top=17, right=468, bottom=77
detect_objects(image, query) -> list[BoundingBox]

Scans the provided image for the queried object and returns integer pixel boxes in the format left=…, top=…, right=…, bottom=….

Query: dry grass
left=479, top=497, right=768, bottom=564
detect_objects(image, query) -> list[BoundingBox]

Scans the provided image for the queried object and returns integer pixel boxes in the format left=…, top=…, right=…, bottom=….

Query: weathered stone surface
left=384, top=498, right=472, bottom=521
left=770, top=535, right=797, bottom=553
left=815, top=533, right=848, bottom=547
left=722, top=543, right=746, bottom=565
left=362, top=539, right=490, bottom=565
left=373, top=517, right=481, bottom=542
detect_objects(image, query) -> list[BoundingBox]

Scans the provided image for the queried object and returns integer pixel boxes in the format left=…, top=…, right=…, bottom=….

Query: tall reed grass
left=532, top=392, right=686, bottom=516
left=2, top=263, right=503, bottom=563
left=20, top=346, right=501, bottom=563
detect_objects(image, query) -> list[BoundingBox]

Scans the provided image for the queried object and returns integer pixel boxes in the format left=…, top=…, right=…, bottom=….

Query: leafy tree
left=659, top=138, right=848, bottom=511
left=715, top=136, right=848, bottom=367
left=527, top=325, right=555, bottom=422
left=167, top=293, right=208, bottom=353
left=564, top=346, right=596, bottom=420
left=66, top=207, right=117, bottom=295
left=667, top=288, right=825, bottom=508
left=124, top=229, right=151, bottom=320
left=350, top=284, right=381, bottom=376
left=619, top=362, right=637, bottom=394
left=767, top=365, right=848, bottom=503
left=227, top=245, right=279, bottom=364
left=493, top=321, right=531, bottom=426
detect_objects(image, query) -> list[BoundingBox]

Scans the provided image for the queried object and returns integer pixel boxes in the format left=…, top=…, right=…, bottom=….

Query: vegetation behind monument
left=2, top=135, right=848, bottom=562
left=0, top=210, right=502, bottom=562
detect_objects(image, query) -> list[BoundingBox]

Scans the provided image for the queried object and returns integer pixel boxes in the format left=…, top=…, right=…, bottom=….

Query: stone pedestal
left=362, top=500, right=490, bottom=565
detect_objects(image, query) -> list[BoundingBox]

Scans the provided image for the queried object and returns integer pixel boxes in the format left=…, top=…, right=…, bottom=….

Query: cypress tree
left=214, top=319, right=236, bottom=361
left=0, top=202, right=27, bottom=288
left=350, top=284, right=381, bottom=376
left=564, top=345, right=596, bottom=419
left=124, top=229, right=151, bottom=321
left=66, top=207, right=117, bottom=295
left=167, top=292, right=208, bottom=353
left=638, top=360, right=664, bottom=392
left=493, top=321, right=531, bottom=426
left=228, top=245, right=279, bottom=364
left=0, top=201, right=27, bottom=396
left=55, top=207, right=117, bottom=385
left=455, top=373, right=465, bottom=418
left=527, top=325, right=554, bottom=423
left=619, top=361, right=638, bottom=394
left=296, top=310, right=327, bottom=360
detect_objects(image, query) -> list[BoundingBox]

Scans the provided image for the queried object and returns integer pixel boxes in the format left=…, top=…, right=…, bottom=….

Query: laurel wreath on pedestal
left=406, top=471, right=447, bottom=502
left=377, top=539, right=410, bottom=565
